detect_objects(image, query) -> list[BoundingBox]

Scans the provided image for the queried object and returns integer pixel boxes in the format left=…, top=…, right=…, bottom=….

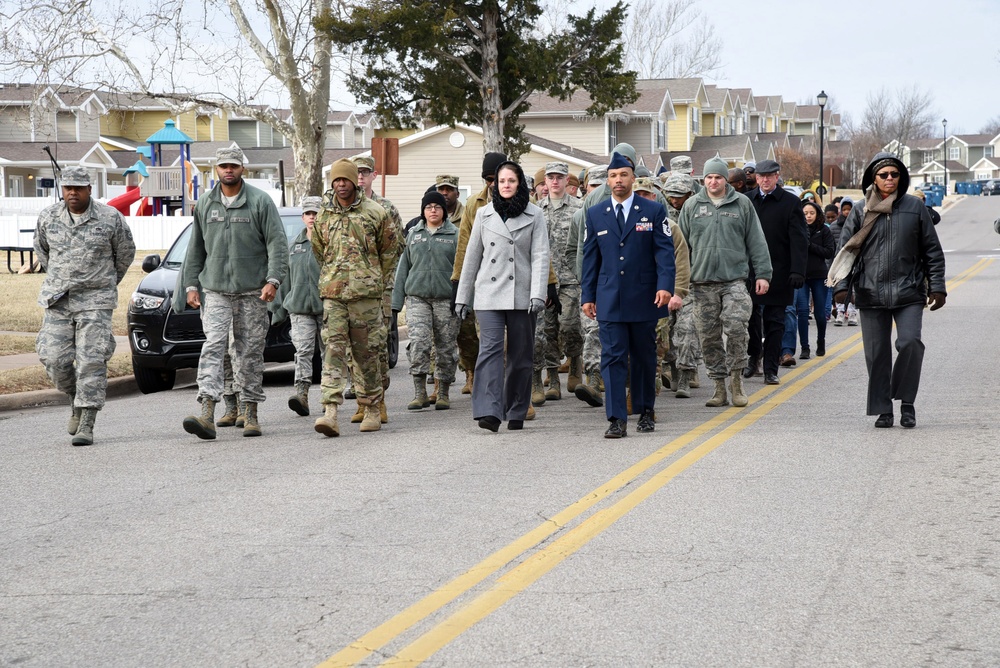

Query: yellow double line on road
left=320, top=258, right=994, bottom=667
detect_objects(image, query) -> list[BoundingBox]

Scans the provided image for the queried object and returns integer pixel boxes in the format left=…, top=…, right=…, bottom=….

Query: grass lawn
left=0, top=334, right=37, bottom=355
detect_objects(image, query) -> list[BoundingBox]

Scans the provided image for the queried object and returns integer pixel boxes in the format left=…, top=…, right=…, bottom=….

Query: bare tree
left=980, top=115, right=1000, bottom=137
left=848, top=85, right=937, bottom=149
left=620, top=0, right=723, bottom=79
left=0, top=0, right=352, bottom=199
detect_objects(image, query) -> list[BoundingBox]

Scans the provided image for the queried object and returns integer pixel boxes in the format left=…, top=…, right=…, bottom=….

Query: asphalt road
left=3, top=197, right=1000, bottom=667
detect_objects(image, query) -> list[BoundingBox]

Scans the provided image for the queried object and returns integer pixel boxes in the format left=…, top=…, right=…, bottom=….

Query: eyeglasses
left=875, top=171, right=900, bottom=180
left=423, top=204, right=444, bottom=211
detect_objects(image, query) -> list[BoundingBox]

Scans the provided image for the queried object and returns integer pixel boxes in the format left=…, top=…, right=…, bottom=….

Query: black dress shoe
left=636, top=412, right=655, bottom=433
left=764, top=373, right=780, bottom=385
left=816, top=341, right=826, bottom=357
left=875, top=413, right=894, bottom=428
left=604, top=418, right=627, bottom=439
left=508, top=419, right=524, bottom=430
left=742, top=357, right=758, bottom=378
left=477, top=416, right=501, bottom=432
left=900, top=403, right=916, bottom=428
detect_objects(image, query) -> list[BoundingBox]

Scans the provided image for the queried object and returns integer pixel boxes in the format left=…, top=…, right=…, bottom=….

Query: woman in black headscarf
left=455, top=161, right=549, bottom=432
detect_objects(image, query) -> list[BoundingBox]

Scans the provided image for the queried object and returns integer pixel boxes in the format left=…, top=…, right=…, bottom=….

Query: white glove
left=529, top=298, right=545, bottom=314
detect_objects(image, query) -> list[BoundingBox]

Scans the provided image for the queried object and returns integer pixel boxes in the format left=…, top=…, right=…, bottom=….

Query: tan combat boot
left=558, top=357, right=570, bottom=373
left=574, top=369, right=604, bottom=407
left=531, top=369, right=546, bottom=406
left=705, top=379, right=729, bottom=407
left=409, top=373, right=430, bottom=410
left=668, top=362, right=679, bottom=392
left=351, top=402, right=365, bottom=424
left=567, top=356, right=583, bottom=392
left=526, top=404, right=535, bottom=420
left=183, top=399, right=217, bottom=440
left=429, top=379, right=439, bottom=405
left=462, top=369, right=474, bottom=395
left=314, top=403, right=339, bottom=437
left=360, top=402, right=382, bottom=432
left=435, top=382, right=451, bottom=410
left=217, top=393, right=240, bottom=426
left=287, top=382, right=310, bottom=416
left=689, top=368, right=701, bottom=388
left=71, top=408, right=97, bottom=446
left=380, top=400, right=389, bottom=424
left=235, top=398, right=247, bottom=428
left=730, top=370, right=748, bottom=407
left=243, top=402, right=261, bottom=437
left=544, top=368, right=562, bottom=401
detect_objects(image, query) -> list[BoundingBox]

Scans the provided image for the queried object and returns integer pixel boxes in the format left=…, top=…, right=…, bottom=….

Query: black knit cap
left=482, top=152, right=508, bottom=179
left=420, top=190, right=448, bottom=219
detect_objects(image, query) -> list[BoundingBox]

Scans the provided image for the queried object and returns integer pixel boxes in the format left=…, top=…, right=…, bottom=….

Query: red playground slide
left=107, top=186, right=151, bottom=216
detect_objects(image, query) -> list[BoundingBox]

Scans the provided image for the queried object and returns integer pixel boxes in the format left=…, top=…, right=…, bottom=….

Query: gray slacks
left=472, top=309, right=536, bottom=422
left=859, top=303, right=925, bottom=415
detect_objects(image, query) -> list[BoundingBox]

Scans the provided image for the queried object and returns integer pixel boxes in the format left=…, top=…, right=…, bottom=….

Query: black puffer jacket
left=806, top=221, right=835, bottom=279
left=836, top=153, right=946, bottom=309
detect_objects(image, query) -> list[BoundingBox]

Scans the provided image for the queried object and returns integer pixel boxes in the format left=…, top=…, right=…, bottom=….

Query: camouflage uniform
left=404, top=297, right=459, bottom=381
left=691, top=281, right=754, bottom=379
left=34, top=194, right=135, bottom=410
left=663, top=186, right=702, bottom=372
left=313, top=190, right=399, bottom=406
left=534, top=191, right=584, bottom=370
left=198, top=291, right=270, bottom=401
left=567, top=167, right=608, bottom=376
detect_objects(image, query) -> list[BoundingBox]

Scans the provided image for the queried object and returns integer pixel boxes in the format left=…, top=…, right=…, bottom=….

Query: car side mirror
left=141, top=254, right=161, bottom=273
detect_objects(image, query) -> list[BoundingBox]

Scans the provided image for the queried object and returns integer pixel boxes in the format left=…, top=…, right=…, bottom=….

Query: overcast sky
left=694, top=0, right=999, bottom=135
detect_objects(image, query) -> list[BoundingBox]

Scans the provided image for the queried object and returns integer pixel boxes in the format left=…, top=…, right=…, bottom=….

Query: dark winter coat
left=835, top=153, right=947, bottom=310
left=805, top=222, right=836, bottom=279
left=747, top=185, right=809, bottom=305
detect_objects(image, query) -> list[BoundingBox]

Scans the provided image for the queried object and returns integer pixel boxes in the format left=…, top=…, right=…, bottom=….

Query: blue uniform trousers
left=598, top=319, right=657, bottom=422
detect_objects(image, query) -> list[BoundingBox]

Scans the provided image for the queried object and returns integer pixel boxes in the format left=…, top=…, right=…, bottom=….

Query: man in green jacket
left=270, top=196, right=324, bottom=417
left=678, top=156, right=772, bottom=409
left=181, top=147, right=289, bottom=439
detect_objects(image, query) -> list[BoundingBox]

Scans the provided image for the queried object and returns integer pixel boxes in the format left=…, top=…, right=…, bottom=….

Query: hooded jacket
left=834, top=152, right=946, bottom=309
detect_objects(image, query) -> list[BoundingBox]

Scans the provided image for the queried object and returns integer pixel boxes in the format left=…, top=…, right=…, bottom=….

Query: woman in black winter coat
left=830, top=152, right=947, bottom=429
left=795, top=200, right=836, bottom=358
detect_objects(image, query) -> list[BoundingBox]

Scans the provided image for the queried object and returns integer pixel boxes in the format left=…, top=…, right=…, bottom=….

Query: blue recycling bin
left=957, top=182, right=967, bottom=195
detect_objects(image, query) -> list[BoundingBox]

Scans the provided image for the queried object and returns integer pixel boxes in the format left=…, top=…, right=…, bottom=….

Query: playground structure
left=137, top=119, right=199, bottom=216
left=107, top=160, right=153, bottom=216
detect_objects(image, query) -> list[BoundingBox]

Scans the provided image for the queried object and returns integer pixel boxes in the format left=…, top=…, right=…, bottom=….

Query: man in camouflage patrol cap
left=532, top=161, right=584, bottom=405
left=34, top=166, right=136, bottom=446
left=180, top=147, right=288, bottom=440
left=312, top=158, right=399, bottom=436
left=435, top=174, right=465, bottom=226
left=350, top=154, right=403, bottom=424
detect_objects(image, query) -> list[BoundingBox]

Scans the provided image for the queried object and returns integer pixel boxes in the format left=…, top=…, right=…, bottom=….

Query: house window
left=977, top=171, right=992, bottom=180
left=758, top=116, right=765, bottom=132
left=986, top=146, right=994, bottom=158
left=657, top=120, right=665, bottom=149
left=608, top=120, right=618, bottom=152
left=948, top=146, right=960, bottom=160
left=730, top=116, right=736, bottom=135
left=923, top=151, right=933, bottom=165
left=690, top=107, right=699, bottom=134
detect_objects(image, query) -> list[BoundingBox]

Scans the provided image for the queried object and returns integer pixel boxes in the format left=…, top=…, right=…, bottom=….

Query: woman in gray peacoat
left=456, top=161, right=549, bottom=431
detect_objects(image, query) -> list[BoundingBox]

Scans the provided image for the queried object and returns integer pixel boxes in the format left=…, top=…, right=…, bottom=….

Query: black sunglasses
left=875, top=171, right=900, bottom=180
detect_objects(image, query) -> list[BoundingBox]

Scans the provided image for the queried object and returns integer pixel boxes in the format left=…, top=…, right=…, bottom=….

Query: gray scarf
left=826, top=186, right=896, bottom=287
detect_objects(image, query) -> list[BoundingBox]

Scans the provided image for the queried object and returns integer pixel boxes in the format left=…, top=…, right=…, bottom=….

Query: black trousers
left=749, top=304, right=786, bottom=375
left=472, top=309, right=536, bottom=422
left=859, top=304, right=925, bottom=415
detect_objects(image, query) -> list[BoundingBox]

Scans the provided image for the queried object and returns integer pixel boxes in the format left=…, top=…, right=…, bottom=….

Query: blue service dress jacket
left=580, top=195, right=676, bottom=322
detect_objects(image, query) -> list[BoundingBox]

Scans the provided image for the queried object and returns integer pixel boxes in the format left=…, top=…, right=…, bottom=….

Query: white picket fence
left=0, top=214, right=191, bottom=251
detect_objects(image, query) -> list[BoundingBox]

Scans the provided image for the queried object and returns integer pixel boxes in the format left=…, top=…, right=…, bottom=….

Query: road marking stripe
left=385, top=343, right=864, bottom=665
left=319, top=257, right=991, bottom=667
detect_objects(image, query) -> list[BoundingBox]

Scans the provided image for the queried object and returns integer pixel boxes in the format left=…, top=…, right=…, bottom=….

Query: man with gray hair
left=34, top=166, right=136, bottom=446
left=180, top=147, right=289, bottom=439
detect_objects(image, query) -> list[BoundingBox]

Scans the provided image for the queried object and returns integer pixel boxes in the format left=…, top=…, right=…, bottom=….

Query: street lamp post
left=942, top=118, right=948, bottom=196
left=817, top=90, right=828, bottom=203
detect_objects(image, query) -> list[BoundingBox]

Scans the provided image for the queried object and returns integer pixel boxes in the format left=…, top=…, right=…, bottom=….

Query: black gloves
left=450, top=280, right=460, bottom=315
left=787, top=273, right=805, bottom=289
left=928, top=292, right=946, bottom=311
left=546, top=283, right=561, bottom=314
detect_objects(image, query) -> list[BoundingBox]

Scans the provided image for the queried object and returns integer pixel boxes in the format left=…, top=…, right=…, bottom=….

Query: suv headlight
left=130, top=292, right=165, bottom=311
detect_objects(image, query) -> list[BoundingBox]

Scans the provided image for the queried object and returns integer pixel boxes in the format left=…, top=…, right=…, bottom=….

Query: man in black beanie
left=450, top=151, right=507, bottom=395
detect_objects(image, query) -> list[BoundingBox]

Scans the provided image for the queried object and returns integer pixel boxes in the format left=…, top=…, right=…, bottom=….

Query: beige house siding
left=324, top=125, right=344, bottom=149
left=520, top=117, right=606, bottom=156
left=616, top=120, right=655, bottom=155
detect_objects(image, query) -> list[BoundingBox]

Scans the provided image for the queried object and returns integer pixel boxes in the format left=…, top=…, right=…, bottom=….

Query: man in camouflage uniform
left=350, top=154, right=404, bottom=423
left=180, top=147, right=289, bottom=439
left=34, top=166, right=136, bottom=446
left=436, top=174, right=465, bottom=226
left=270, top=196, right=324, bottom=417
left=658, top=173, right=704, bottom=396
left=566, top=165, right=608, bottom=407
left=678, top=156, right=771, bottom=409
left=312, top=158, right=399, bottom=436
left=532, top=161, right=583, bottom=405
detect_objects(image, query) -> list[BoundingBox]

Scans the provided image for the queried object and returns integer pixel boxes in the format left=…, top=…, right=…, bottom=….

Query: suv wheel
left=133, top=358, right=176, bottom=394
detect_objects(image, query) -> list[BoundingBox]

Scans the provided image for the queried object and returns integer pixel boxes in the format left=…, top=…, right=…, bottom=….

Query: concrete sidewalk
left=0, top=332, right=130, bottom=372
